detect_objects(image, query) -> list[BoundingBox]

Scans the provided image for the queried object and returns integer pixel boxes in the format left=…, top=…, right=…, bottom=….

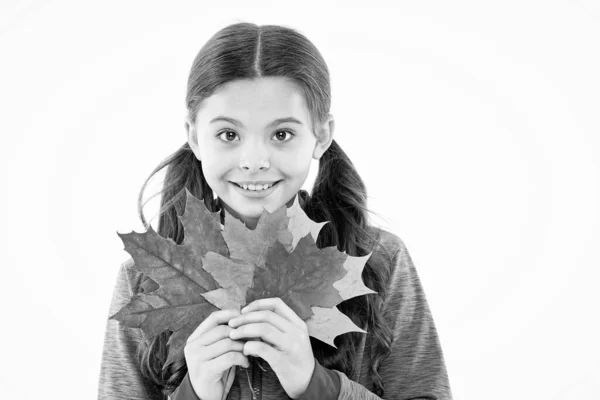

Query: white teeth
left=239, top=183, right=273, bottom=191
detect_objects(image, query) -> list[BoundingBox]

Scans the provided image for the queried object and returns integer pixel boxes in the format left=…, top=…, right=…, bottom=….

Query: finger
left=228, top=309, right=292, bottom=333
left=191, top=324, right=233, bottom=347
left=243, top=340, right=280, bottom=370
left=209, top=351, right=250, bottom=375
left=203, top=338, right=245, bottom=361
left=230, top=322, right=286, bottom=350
left=187, top=308, right=241, bottom=344
left=242, top=297, right=305, bottom=330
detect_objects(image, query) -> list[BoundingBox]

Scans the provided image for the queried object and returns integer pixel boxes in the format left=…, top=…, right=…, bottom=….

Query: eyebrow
left=209, top=116, right=303, bottom=128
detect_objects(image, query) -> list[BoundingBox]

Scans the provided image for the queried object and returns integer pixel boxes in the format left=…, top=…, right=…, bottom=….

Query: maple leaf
left=109, top=189, right=228, bottom=367
left=111, top=188, right=377, bottom=371
left=303, top=252, right=377, bottom=347
left=305, top=306, right=367, bottom=347
left=281, top=196, right=376, bottom=304
left=199, top=252, right=255, bottom=310
left=203, top=196, right=376, bottom=348
left=221, top=205, right=291, bottom=267
left=333, top=253, right=377, bottom=300
left=245, top=233, right=348, bottom=320
left=282, top=195, right=328, bottom=252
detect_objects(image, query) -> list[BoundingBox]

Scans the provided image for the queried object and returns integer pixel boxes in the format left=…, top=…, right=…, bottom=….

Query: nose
left=239, top=140, right=270, bottom=172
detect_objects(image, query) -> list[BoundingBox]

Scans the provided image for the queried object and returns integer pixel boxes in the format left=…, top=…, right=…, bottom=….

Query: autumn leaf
left=334, top=253, right=377, bottom=300
left=111, top=188, right=377, bottom=370
left=305, top=306, right=366, bottom=347
left=199, top=252, right=255, bottom=310
left=245, top=233, right=348, bottom=320
left=282, top=195, right=328, bottom=252
left=203, top=195, right=376, bottom=347
left=110, top=189, right=227, bottom=367
left=221, top=205, right=291, bottom=267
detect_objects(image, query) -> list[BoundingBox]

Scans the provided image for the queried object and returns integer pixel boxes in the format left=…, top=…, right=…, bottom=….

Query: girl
left=98, top=22, right=453, bottom=400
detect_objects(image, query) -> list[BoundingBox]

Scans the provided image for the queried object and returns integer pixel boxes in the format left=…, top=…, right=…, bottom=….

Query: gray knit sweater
left=97, top=227, right=453, bottom=399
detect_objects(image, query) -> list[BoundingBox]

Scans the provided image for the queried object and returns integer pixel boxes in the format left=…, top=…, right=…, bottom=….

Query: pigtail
left=137, top=142, right=219, bottom=237
left=302, top=139, right=394, bottom=396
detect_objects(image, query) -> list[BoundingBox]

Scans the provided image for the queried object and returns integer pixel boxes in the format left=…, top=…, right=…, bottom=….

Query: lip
left=230, top=180, right=282, bottom=198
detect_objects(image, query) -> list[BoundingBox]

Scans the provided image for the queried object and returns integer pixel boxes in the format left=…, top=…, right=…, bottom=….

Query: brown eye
left=274, top=130, right=294, bottom=142
left=217, top=130, right=239, bottom=142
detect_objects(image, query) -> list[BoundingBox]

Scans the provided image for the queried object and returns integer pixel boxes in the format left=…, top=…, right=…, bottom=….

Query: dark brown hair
left=134, top=22, right=394, bottom=398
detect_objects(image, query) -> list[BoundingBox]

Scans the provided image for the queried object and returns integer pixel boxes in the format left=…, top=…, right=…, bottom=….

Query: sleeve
left=97, top=261, right=165, bottom=400
left=333, top=239, right=453, bottom=400
left=298, top=357, right=341, bottom=400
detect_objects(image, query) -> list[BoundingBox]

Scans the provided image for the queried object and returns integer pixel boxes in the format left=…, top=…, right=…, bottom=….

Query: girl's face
left=186, top=77, right=334, bottom=229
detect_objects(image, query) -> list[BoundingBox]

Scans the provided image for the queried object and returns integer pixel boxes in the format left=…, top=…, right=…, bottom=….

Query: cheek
left=201, top=151, right=232, bottom=175
left=275, top=148, right=312, bottom=173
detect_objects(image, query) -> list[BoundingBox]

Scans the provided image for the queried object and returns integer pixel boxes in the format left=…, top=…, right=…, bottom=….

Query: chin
left=222, top=180, right=296, bottom=216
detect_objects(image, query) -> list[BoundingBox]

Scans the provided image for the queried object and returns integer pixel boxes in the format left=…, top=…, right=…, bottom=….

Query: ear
left=312, top=114, right=335, bottom=160
left=185, top=116, right=201, bottom=161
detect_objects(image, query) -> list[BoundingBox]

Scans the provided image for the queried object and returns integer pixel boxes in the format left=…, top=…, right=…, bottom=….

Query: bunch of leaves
left=110, top=189, right=376, bottom=373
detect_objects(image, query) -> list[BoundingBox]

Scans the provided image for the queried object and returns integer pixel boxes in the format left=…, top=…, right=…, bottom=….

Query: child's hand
left=184, top=308, right=249, bottom=400
left=227, top=297, right=316, bottom=400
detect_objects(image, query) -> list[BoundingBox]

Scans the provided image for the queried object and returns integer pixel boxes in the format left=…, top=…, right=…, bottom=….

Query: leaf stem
left=244, top=364, right=257, bottom=400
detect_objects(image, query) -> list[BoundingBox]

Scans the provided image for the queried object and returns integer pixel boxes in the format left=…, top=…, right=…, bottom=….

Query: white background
left=1, top=1, right=598, bottom=399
